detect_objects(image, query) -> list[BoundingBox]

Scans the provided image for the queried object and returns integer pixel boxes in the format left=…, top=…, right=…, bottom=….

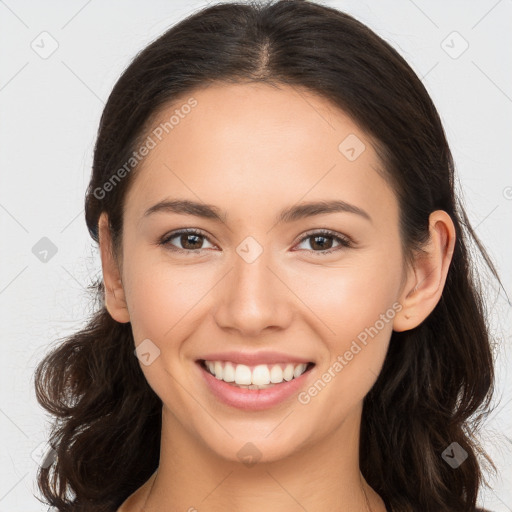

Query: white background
left=0, top=0, right=511, bottom=510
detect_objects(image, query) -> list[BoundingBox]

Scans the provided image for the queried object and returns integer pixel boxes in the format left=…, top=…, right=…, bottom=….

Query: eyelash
left=157, top=228, right=353, bottom=256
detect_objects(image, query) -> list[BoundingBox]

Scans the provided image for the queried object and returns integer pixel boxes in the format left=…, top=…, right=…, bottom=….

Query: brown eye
left=308, top=234, right=335, bottom=251
left=159, top=229, right=215, bottom=254
left=178, top=233, right=203, bottom=250
left=158, top=228, right=352, bottom=256
left=295, top=230, right=353, bottom=256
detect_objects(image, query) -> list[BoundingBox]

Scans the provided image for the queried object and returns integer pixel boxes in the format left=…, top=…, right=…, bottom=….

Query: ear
left=393, top=210, right=456, bottom=332
left=98, top=212, right=130, bottom=324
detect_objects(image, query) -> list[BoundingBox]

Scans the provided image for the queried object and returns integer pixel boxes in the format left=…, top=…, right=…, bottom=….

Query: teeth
left=203, top=360, right=311, bottom=386
left=283, top=364, right=294, bottom=381
left=252, top=365, right=270, bottom=385
left=270, top=364, right=284, bottom=383
left=234, top=364, right=252, bottom=385
left=214, top=361, right=223, bottom=380
left=293, top=364, right=307, bottom=378
left=223, top=362, right=235, bottom=382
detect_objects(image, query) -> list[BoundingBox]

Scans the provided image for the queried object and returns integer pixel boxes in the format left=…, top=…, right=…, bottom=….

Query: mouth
left=195, top=359, right=316, bottom=410
left=197, top=359, right=316, bottom=389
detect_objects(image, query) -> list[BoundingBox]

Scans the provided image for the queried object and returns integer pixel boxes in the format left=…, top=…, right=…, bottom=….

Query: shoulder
left=116, top=487, right=145, bottom=512
left=117, top=471, right=157, bottom=512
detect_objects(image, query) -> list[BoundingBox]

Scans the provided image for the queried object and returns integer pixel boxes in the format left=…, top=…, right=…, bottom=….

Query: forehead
left=124, top=82, right=397, bottom=226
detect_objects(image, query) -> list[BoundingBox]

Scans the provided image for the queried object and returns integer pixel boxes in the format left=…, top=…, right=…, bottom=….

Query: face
left=109, top=82, right=408, bottom=463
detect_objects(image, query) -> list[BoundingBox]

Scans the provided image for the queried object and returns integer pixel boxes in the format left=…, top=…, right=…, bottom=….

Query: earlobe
left=393, top=210, right=456, bottom=332
left=98, top=212, right=131, bottom=324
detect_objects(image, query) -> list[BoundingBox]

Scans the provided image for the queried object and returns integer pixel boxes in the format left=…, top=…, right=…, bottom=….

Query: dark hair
left=33, top=1, right=502, bottom=510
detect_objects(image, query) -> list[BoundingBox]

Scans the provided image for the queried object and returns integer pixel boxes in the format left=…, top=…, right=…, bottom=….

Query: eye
left=158, top=228, right=215, bottom=254
left=294, top=229, right=353, bottom=256
left=158, top=228, right=353, bottom=256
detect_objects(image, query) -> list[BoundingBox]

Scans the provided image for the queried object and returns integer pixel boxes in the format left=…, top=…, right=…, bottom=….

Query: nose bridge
left=213, top=237, right=292, bottom=335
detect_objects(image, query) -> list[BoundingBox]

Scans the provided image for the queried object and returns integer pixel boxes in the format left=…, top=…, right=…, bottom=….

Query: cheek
left=121, top=253, right=209, bottom=404
left=297, top=256, right=402, bottom=340
left=294, top=257, right=401, bottom=406
left=121, top=243, right=214, bottom=337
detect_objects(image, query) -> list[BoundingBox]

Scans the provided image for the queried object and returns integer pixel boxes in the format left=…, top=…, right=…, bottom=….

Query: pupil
left=183, top=234, right=201, bottom=249
left=312, top=235, right=332, bottom=250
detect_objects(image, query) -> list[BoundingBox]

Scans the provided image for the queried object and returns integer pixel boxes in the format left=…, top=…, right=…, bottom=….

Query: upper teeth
left=204, top=360, right=309, bottom=385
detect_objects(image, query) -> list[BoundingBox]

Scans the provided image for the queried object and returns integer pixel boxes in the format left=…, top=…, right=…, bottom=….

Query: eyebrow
left=142, top=198, right=372, bottom=225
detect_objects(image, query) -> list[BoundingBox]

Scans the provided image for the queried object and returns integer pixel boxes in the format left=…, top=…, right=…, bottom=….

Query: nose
left=212, top=249, right=294, bottom=338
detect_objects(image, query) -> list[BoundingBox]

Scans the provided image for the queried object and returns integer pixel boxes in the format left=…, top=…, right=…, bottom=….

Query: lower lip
left=196, top=361, right=315, bottom=411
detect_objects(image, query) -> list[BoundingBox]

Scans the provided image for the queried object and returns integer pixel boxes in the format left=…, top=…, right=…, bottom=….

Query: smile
left=201, top=360, right=313, bottom=388
left=196, top=359, right=316, bottom=411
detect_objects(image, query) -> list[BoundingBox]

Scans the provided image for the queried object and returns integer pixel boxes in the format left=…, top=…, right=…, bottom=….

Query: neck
left=141, top=404, right=385, bottom=512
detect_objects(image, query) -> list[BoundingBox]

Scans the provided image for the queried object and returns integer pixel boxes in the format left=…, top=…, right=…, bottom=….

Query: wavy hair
left=33, top=1, right=500, bottom=510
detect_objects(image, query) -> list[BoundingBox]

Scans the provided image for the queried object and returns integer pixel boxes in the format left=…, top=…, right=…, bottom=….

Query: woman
left=33, top=1, right=501, bottom=510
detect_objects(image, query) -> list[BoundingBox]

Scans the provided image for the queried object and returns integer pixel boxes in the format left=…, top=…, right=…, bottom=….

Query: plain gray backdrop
left=1, top=0, right=511, bottom=510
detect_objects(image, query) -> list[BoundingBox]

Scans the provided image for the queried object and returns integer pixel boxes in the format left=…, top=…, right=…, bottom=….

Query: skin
left=98, top=82, right=456, bottom=512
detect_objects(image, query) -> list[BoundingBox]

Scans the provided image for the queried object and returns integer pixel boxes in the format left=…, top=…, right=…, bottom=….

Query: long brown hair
left=33, top=1, right=500, bottom=510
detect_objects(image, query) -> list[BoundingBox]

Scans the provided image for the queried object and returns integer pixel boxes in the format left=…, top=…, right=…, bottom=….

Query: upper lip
left=196, top=351, right=314, bottom=366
